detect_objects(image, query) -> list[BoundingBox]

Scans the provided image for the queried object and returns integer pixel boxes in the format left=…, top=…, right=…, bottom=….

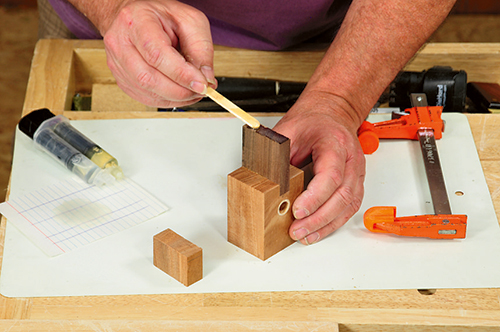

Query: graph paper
left=0, top=178, right=168, bottom=256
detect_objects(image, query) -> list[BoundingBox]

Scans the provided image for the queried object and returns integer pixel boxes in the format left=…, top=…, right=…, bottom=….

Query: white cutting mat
left=1, top=114, right=500, bottom=297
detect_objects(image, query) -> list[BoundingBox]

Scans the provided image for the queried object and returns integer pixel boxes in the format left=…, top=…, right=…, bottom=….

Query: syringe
left=19, top=109, right=124, bottom=180
left=19, top=124, right=115, bottom=186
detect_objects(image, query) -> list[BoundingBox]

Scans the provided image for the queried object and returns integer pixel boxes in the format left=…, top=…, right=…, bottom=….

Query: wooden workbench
left=1, top=39, right=500, bottom=331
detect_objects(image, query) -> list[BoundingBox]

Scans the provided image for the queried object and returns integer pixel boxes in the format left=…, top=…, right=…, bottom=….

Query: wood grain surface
left=227, top=165, right=303, bottom=260
left=242, top=125, right=290, bottom=194
left=153, top=229, right=203, bottom=287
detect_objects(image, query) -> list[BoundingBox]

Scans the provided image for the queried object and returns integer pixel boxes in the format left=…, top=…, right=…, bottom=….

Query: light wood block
left=91, top=84, right=156, bottom=112
left=228, top=165, right=304, bottom=260
left=153, top=229, right=203, bottom=286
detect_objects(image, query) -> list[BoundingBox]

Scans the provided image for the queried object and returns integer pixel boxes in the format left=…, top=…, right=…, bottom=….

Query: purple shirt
left=47, top=0, right=101, bottom=39
left=48, top=0, right=350, bottom=50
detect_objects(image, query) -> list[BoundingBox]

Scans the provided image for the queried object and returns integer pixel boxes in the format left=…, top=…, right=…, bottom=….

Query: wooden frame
left=1, top=39, right=499, bottom=330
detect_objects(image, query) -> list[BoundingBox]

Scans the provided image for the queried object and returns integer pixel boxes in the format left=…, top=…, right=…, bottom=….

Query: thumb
left=172, top=5, right=216, bottom=85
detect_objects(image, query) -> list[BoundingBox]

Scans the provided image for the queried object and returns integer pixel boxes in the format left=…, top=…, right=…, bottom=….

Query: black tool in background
left=466, top=82, right=500, bottom=113
left=164, top=94, right=301, bottom=113
left=159, top=77, right=307, bottom=113
left=214, top=77, right=306, bottom=100
left=389, top=66, right=467, bottom=112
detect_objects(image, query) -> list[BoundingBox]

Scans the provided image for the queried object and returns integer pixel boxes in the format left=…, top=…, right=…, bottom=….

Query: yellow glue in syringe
left=19, top=108, right=124, bottom=180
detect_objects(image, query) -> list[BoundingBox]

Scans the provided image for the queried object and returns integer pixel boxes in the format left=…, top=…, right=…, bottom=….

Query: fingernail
left=293, top=227, right=309, bottom=240
left=190, top=81, right=207, bottom=95
left=293, top=208, right=309, bottom=219
left=201, top=66, right=216, bottom=85
left=304, top=232, right=320, bottom=245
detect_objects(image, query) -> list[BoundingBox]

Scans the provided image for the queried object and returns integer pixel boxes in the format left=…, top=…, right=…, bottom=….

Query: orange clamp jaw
left=364, top=206, right=467, bottom=239
left=358, top=106, right=444, bottom=154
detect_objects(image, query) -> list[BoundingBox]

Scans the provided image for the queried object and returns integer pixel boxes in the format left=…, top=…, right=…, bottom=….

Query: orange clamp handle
left=364, top=206, right=467, bottom=239
left=358, top=122, right=379, bottom=154
left=358, top=106, right=444, bottom=154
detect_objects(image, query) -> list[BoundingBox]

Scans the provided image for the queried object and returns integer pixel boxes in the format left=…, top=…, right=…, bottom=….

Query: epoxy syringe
left=18, top=109, right=123, bottom=185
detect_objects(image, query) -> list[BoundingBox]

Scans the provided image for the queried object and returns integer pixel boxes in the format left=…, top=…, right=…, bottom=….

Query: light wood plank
left=24, top=306, right=500, bottom=326
left=405, top=43, right=500, bottom=83
left=0, top=320, right=338, bottom=332
left=22, top=39, right=76, bottom=116
left=213, top=46, right=324, bottom=82
left=467, top=113, right=500, bottom=160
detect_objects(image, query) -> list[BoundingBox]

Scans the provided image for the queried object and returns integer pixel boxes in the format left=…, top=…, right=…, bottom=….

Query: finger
left=299, top=179, right=364, bottom=245
left=128, top=7, right=213, bottom=92
left=174, top=11, right=216, bottom=85
left=105, top=37, right=204, bottom=104
left=290, top=156, right=364, bottom=240
left=115, top=75, right=203, bottom=108
left=291, top=143, right=347, bottom=220
left=293, top=172, right=365, bottom=245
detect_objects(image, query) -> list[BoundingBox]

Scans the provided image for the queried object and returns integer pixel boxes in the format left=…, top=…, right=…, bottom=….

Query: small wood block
left=91, top=84, right=157, bottom=112
left=227, top=165, right=304, bottom=260
left=242, top=125, right=290, bottom=195
left=153, top=229, right=203, bottom=286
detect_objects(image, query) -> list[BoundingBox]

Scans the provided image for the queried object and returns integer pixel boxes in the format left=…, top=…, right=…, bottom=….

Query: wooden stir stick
left=205, top=87, right=261, bottom=129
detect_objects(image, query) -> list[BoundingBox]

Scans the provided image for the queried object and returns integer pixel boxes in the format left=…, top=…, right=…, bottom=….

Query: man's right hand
left=100, top=0, right=216, bottom=107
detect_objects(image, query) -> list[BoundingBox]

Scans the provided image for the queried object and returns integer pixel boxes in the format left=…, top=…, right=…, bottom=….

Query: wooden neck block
left=228, top=165, right=303, bottom=260
left=242, top=125, right=290, bottom=195
left=228, top=125, right=304, bottom=260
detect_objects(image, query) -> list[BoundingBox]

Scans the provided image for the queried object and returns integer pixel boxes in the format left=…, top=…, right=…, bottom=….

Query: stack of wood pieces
left=227, top=125, right=304, bottom=260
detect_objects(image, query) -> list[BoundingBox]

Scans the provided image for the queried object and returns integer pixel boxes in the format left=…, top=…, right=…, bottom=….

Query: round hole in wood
left=455, top=190, right=464, bottom=196
left=278, top=199, right=290, bottom=216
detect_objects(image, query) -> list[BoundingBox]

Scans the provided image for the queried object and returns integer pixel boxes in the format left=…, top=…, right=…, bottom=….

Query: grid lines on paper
left=5, top=178, right=167, bottom=255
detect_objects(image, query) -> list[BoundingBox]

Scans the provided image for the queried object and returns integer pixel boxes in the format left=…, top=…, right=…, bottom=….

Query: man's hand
left=273, top=91, right=366, bottom=245
left=272, top=0, right=456, bottom=244
left=72, top=0, right=217, bottom=108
